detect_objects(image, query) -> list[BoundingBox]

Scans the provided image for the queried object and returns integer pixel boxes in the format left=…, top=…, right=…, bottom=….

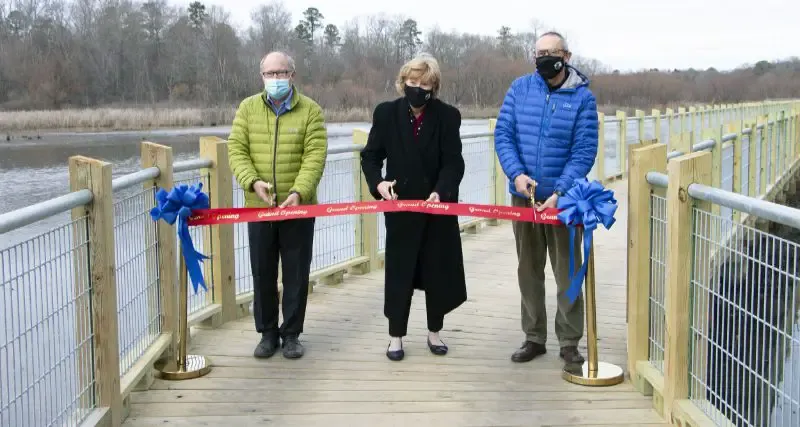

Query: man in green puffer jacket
left=228, top=51, right=328, bottom=361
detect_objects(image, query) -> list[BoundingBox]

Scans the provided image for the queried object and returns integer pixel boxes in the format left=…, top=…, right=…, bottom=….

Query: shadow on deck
left=124, top=180, right=666, bottom=426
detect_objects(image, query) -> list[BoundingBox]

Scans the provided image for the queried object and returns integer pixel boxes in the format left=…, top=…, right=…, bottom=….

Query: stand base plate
left=154, top=354, right=212, bottom=380
left=562, top=361, right=624, bottom=386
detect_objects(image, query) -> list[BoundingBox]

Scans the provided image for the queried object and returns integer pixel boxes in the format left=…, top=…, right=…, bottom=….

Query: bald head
left=260, top=51, right=295, bottom=74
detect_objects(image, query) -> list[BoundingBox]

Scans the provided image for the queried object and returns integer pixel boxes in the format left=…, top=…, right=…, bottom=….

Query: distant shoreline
left=0, top=104, right=501, bottom=135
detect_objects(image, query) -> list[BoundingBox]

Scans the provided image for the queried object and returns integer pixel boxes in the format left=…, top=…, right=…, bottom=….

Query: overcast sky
left=185, top=0, right=797, bottom=72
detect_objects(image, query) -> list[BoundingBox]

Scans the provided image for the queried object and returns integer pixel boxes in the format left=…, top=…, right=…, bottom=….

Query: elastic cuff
left=559, top=340, right=580, bottom=348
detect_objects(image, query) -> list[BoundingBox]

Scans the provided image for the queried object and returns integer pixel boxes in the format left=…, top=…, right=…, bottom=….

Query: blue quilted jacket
left=494, top=65, right=599, bottom=201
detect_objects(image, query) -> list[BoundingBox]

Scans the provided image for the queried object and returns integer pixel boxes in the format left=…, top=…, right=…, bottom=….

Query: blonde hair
left=395, top=53, right=442, bottom=97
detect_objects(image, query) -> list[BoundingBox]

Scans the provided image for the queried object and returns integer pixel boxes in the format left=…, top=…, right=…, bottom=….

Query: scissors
left=528, top=180, right=538, bottom=207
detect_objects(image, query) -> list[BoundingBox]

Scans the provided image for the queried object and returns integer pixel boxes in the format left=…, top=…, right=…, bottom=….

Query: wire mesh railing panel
left=0, top=217, right=95, bottom=427
left=232, top=179, right=253, bottom=296
left=660, top=115, right=671, bottom=150
left=643, top=117, right=656, bottom=141
left=689, top=208, right=799, bottom=427
left=721, top=144, right=735, bottom=222
left=604, top=118, right=621, bottom=178
left=112, top=186, right=162, bottom=376
left=174, top=171, right=214, bottom=315
left=311, top=154, right=359, bottom=271
left=627, top=118, right=640, bottom=145
left=649, top=193, right=668, bottom=373
left=458, top=137, right=494, bottom=224
left=672, top=113, right=681, bottom=139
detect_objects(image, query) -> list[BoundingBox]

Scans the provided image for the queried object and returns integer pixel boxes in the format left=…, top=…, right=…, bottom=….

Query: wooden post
left=665, top=108, right=674, bottom=149
left=352, top=129, right=380, bottom=273
left=635, top=109, right=646, bottom=143
left=730, top=122, right=742, bottom=223
left=199, top=136, right=236, bottom=324
left=617, top=110, right=628, bottom=177
left=702, top=128, right=721, bottom=217
left=663, top=150, right=712, bottom=421
left=489, top=118, right=507, bottom=223
left=140, top=142, right=177, bottom=357
left=688, top=106, right=697, bottom=149
left=596, top=113, right=606, bottom=183
left=770, top=113, right=778, bottom=186
left=68, top=155, right=123, bottom=427
left=760, top=114, right=769, bottom=196
left=627, top=143, right=667, bottom=390
left=747, top=121, right=758, bottom=198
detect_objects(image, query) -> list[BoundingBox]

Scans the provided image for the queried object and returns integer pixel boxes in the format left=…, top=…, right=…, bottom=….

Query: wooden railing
left=2, top=100, right=800, bottom=427
left=627, top=104, right=800, bottom=426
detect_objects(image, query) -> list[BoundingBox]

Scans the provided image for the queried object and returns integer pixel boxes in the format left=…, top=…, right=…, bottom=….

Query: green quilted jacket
left=227, top=87, right=328, bottom=207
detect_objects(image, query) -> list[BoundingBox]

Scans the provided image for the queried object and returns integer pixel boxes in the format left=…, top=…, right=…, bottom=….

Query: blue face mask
left=265, top=78, right=291, bottom=99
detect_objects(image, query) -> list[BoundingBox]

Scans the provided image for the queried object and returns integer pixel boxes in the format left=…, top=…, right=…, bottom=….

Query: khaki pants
left=511, top=196, right=584, bottom=348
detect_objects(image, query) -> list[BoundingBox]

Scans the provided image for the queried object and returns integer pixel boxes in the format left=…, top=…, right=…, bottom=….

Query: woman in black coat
left=360, top=54, right=468, bottom=361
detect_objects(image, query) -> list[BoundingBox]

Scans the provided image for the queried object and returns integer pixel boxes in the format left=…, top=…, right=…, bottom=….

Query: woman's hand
left=377, top=180, right=397, bottom=200
left=426, top=192, right=440, bottom=202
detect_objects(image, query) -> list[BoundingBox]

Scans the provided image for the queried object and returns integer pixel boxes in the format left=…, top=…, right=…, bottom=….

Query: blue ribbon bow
left=149, top=183, right=210, bottom=294
left=556, top=178, right=618, bottom=304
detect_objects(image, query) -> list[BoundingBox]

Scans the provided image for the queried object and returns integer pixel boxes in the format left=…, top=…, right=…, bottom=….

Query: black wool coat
left=360, top=97, right=468, bottom=320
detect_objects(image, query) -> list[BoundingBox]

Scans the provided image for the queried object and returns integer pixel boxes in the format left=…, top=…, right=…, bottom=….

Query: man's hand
left=279, top=192, right=300, bottom=208
left=253, top=180, right=276, bottom=207
left=536, top=192, right=559, bottom=212
left=514, top=174, right=537, bottom=199
left=425, top=192, right=440, bottom=202
left=377, top=180, right=397, bottom=200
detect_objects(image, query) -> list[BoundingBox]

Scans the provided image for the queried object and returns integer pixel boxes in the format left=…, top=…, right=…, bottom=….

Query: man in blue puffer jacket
left=494, top=31, right=598, bottom=366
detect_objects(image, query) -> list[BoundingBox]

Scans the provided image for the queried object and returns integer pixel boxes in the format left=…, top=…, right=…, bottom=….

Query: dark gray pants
left=511, top=196, right=584, bottom=347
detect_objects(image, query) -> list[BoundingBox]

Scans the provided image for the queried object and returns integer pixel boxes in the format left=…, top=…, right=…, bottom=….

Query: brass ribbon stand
left=153, top=241, right=212, bottom=380
left=562, top=239, right=624, bottom=386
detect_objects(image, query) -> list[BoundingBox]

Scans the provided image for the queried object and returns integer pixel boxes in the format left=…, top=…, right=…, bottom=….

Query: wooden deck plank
left=125, top=180, right=665, bottom=426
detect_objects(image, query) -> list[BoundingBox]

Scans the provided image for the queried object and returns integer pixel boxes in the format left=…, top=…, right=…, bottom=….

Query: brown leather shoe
left=559, top=346, right=585, bottom=364
left=511, top=341, right=547, bottom=363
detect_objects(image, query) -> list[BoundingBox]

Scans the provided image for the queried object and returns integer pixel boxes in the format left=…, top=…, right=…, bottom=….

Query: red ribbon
left=187, top=200, right=565, bottom=226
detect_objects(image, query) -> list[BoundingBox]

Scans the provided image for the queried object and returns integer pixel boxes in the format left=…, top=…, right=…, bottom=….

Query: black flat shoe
left=427, top=338, right=448, bottom=356
left=386, top=341, right=404, bottom=361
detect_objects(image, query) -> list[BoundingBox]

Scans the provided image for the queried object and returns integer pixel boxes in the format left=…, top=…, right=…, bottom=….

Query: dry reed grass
left=0, top=105, right=501, bottom=133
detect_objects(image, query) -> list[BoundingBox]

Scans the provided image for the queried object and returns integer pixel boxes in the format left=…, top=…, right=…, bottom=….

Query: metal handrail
left=0, top=190, right=94, bottom=234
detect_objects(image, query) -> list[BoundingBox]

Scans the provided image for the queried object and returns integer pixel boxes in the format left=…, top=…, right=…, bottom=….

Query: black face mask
left=404, top=84, right=432, bottom=108
left=535, top=55, right=565, bottom=79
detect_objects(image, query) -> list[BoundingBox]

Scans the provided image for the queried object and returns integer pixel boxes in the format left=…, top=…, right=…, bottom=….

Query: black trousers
left=388, top=254, right=444, bottom=337
left=248, top=218, right=315, bottom=338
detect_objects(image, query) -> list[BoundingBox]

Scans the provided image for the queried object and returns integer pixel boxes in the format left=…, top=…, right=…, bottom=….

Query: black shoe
left=427, top=337, right=448, bottom=356
left=282, top=335, right=305, bottom=359
left=386, top=340, right=404, bottom=361
left=559, top=346, right=585, bottom=364
left=254, top=333, right=279, bottom=359
left=511, top=341, right=547, bottom=363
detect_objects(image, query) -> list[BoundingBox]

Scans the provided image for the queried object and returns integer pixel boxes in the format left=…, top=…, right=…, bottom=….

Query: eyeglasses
left=261, top=70, right=293, bottom=78
left=535, top=49, right=568, bottom=58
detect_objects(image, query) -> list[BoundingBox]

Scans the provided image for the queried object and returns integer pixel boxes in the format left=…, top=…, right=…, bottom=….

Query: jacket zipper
left=272, top=113, right=280, bottom=205
left=535, top=92, right=551, bottom=199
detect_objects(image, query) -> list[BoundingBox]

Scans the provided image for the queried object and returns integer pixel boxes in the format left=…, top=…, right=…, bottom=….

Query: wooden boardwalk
left=124, top=180, right=666, bottom=426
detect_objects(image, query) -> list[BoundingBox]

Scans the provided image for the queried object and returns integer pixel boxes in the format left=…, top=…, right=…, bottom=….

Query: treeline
left=1, top=0, right=799, bottom=113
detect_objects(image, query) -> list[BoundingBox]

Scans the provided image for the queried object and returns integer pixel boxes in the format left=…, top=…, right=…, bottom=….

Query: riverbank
left=0, top=104, right=501, bottom=134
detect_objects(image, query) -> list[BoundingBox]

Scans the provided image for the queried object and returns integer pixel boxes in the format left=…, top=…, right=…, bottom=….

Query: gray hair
left=538, top=31, right=569, bottom=52
left=260, top=51, right=296, bottom=71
